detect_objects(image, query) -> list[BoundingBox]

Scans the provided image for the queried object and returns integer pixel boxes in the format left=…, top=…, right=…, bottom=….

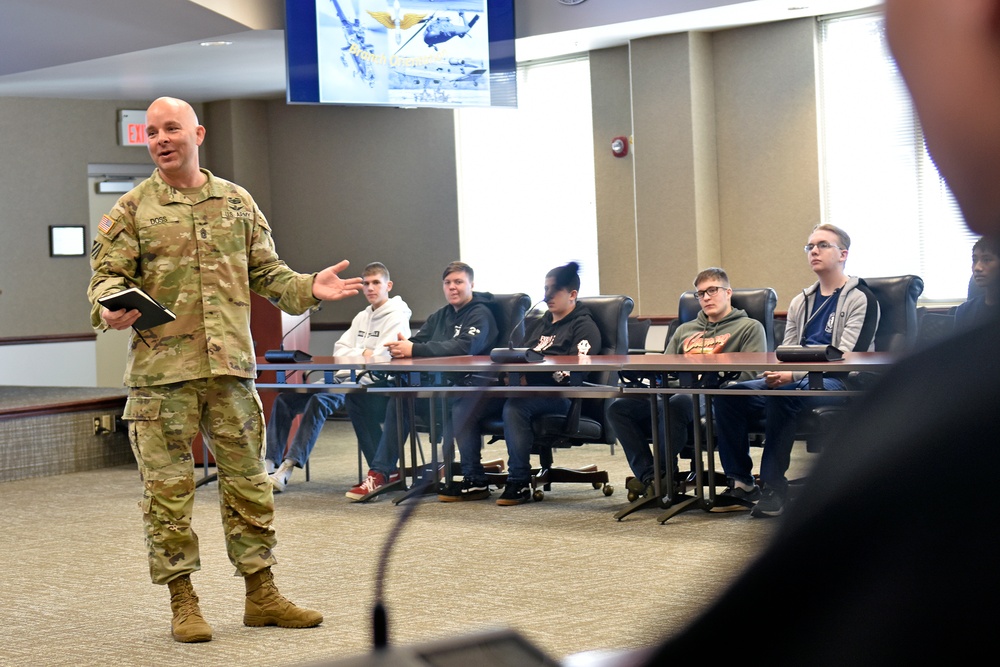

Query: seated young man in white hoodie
left=266, top=262, right=411, bottom=492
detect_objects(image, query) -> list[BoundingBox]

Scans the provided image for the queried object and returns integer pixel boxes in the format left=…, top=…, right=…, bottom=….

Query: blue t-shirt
left=801, top=288, right=840, bottom=345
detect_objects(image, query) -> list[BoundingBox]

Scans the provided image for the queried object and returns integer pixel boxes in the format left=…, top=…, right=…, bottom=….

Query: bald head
left=148, top=96, right=200, bottom=126
left=145, top=96, right=206, bottom=189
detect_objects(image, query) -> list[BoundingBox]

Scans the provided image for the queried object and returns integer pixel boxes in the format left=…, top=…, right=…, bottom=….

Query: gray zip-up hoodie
left=784, top=275, right=880, bottom=380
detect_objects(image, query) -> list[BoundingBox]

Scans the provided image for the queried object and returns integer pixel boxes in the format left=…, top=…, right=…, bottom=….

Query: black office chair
left=482, top=295, right=634, bottom=500
left=627, top=316, right=653, bottom=354
left=867, top=275, right=926, bottom=353
left=915, top=305, right=956, bottom=350
left=492, top=293, right=533, bottom=350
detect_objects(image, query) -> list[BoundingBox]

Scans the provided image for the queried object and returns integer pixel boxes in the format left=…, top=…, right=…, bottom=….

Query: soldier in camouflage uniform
left=87, top=97, right=362, bottom=643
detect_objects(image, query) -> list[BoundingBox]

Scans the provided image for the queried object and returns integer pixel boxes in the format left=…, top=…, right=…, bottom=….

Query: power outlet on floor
left=93, top=414, right=116, bottom=435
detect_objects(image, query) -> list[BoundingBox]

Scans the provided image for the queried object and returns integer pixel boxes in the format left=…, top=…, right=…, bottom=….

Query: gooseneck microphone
left=372, top=478, right=432, bottom=649
left=489, top=299, right=545, bottom=363
left=264, top=306, right=319, bottom=362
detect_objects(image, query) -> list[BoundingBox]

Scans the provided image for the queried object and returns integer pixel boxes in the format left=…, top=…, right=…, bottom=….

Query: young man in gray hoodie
left=606, top=267, right=766, bottom=500
left=713, top=223, right=879, bottom=517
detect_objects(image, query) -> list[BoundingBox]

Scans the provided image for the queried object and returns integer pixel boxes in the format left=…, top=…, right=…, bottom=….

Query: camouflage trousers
left=123, top=376, right=276, bottom=585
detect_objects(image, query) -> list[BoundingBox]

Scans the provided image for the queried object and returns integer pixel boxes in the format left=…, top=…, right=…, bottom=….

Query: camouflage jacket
left=87, top=169, right=319, bottom=387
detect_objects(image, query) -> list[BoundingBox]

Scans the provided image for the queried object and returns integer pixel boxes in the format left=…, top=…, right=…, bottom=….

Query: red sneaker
left=345, top=470, right=399, bottom=501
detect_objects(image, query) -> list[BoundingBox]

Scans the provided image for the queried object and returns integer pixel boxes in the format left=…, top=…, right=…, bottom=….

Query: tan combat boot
left=243, top=567, right=323, bottom=628
left=167, top=575, right=213, bottom=643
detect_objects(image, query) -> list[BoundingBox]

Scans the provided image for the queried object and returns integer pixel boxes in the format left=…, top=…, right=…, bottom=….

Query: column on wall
left=591, top=32, right=722, bottom=317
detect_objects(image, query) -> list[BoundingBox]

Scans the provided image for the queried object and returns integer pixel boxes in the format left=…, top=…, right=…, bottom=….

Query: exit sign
left=118, top=109, right=147, bottom=146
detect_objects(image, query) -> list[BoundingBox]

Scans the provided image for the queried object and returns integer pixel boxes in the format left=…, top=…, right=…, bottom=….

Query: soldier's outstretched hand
left=312, top=260, right=362, bottom=301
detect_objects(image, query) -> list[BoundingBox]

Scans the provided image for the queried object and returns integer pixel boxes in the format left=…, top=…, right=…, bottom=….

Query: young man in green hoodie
left=606, top=267, right=766, bottom=501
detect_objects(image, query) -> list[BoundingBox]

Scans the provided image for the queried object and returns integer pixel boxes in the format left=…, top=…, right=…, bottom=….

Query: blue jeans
left=344, top=393, right=390, bottom=472
left=265, top=391, right=346, bottom=468
left=368, top=397, right=446, bottom=476
left=502, top=396, right=572, bottom=483
left=451, top=395, right=504, bottom=479
left=605, top=394, right=695, bottom=484
left=713, top=376, right=846, bottom=493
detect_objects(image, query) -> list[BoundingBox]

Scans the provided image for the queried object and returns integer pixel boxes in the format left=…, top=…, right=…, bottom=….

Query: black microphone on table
left=489, top=298, right=545, bottom=363
left=263, top=306, right=319, bottom=362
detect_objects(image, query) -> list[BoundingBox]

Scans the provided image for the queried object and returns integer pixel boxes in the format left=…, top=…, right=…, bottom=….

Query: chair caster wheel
left=627, top=490, right=638, bottom=502
left=532, top=489, right=545, bottom=501
left=603, top=484, right=614, bottom=496
left=592, top=482, right=602, bottom=489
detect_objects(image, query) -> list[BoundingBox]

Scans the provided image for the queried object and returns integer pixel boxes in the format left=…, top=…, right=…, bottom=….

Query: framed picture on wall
left=49, top=225, right=86, bottom=257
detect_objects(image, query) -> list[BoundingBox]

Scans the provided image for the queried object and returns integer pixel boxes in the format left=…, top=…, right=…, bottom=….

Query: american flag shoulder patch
left=98, top=215, right=114, bottom=234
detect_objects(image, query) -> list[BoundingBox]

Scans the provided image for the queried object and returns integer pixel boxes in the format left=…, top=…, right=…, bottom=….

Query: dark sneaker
left=711, top=482, right=761, bottom=512
left=750, top=485, right=785, bottom=518
left=496, top=480, right=532, bottom=506
left=438, top=476, right=490, bottom=502
left=626, top=476, right=649, bottom=500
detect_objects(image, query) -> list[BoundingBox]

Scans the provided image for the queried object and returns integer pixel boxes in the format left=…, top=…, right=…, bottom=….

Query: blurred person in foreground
left=644, top=2, right=1000, bottom=664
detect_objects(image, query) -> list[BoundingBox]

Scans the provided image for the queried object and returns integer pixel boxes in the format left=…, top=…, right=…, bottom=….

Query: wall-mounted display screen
left=286, top=0, right=517, bottom=109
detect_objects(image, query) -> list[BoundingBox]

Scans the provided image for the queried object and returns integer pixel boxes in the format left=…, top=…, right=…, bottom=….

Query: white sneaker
left=264, top=458, right=277, bottom=475
left=269, top=460, right=295, bottom=493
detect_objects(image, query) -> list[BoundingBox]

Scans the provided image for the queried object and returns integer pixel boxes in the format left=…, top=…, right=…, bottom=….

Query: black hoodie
left=410, top=291, right=499, bottom=357
left=524, top=302, right=602, bottom=385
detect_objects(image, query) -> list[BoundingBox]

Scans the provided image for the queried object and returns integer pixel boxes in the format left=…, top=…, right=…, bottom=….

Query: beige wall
left=715, top=19, right=822, bottom=308
left=0, top=98, right=151, bottom=338
left=259, top=101, right=460, bottom=324
left=592, top=17, right=822, bottom=315
left=590, top=46, right=637, bottom=308
left=1, top=16, right=824, bottom=341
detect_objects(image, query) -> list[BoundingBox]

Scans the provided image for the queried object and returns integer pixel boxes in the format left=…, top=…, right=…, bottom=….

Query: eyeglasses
left=804, top=241, right=842, bottom=253
left=695, top=285, right=727, bottom=300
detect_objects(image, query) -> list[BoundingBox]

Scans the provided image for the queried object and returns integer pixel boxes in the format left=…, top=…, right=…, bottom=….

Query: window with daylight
left=454, top=56, right=599, bottom=303
left=818, top=12, right=976, bottom=302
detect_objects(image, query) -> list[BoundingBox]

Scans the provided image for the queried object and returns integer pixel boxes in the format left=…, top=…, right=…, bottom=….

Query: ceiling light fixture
left=199, top=41, right=233, bottom=47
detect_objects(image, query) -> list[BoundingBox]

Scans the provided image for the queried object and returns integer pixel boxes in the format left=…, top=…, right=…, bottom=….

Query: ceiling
left=0, top=0, right=880, bottom=103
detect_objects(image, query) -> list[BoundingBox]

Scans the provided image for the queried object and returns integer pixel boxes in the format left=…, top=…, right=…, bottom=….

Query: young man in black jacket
left=345, top=261, right=498, bottom=500
left=443, top=262, right=600, bottom=505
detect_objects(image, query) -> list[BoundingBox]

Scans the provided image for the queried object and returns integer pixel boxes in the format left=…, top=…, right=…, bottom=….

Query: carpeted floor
left=0, top=420, right=812, bottom=666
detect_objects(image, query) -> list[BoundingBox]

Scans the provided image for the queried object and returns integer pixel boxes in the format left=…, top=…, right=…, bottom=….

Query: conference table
left=256, top=354, right=624, bottom=502
left=612, top=351, right=894, bottom=522
left=255, top=351, right=894, bottom=516
left=354, top=355, right=625, bottom=503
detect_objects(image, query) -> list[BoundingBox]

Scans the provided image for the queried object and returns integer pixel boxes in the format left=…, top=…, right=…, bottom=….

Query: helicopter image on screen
left=395, top=9, right=480, bottom=52
left=330, top=0, right=377, bottom=86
